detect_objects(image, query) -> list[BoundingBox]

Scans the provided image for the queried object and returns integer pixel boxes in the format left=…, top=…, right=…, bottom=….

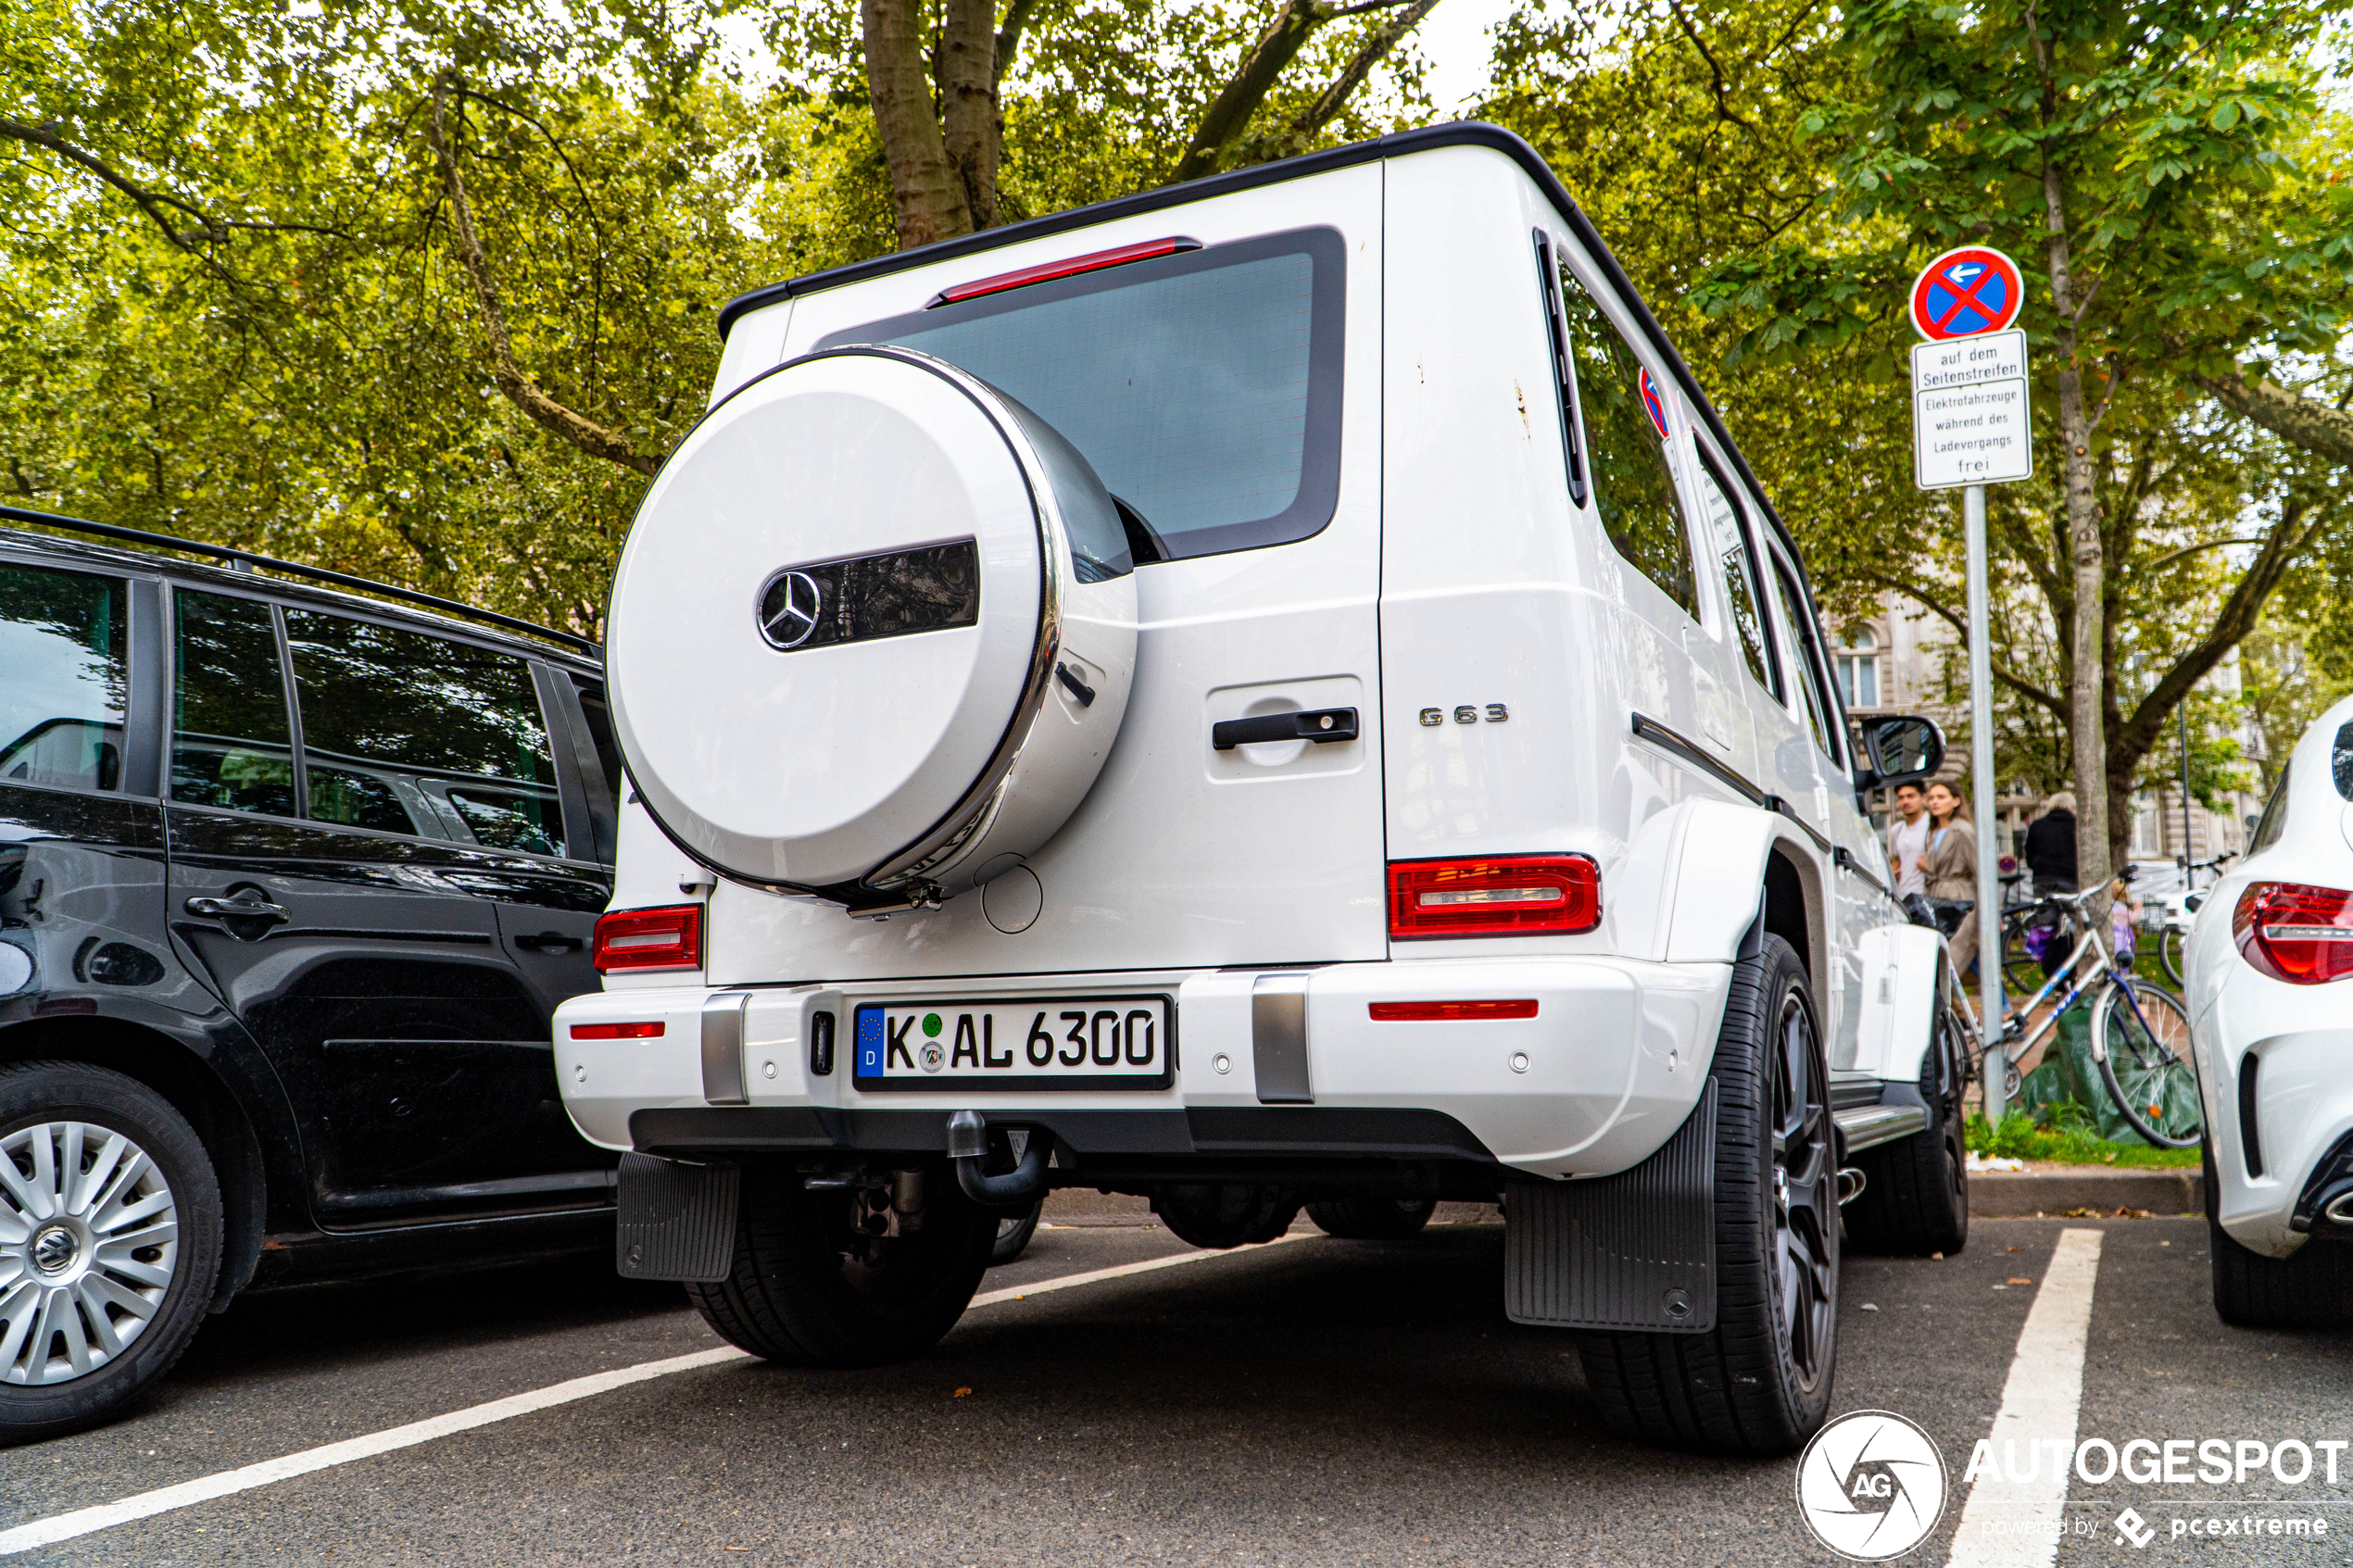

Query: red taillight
left=926, top=236, right=1202, bottom=307
left=569, top=1021, right=666, bottom=1039
left=592, top=905, right=703, bottom=973
left=1368, top=999, right=1540, bottom=1022
left=2234, top=882, right=2353, bottom=985
left=1387, top=855, right=1602, bottom=940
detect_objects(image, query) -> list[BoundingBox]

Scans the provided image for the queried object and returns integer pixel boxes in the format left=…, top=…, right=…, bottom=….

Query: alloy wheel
left=1768, top=989, right=1835, bottom=1389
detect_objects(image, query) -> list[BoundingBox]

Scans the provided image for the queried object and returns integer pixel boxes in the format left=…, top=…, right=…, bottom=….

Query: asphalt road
left=3, top=1213, right=2349, bottom=1565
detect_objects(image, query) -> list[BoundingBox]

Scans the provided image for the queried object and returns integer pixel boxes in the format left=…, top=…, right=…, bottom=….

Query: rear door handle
left=1212, top=708, right=1359, bottom=750
left=183, top=894, right=291, bottom=923
left=514, top=932, right=585, bottom=953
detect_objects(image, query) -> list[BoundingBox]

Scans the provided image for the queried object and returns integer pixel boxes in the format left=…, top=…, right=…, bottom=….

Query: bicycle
left=1984, top=877, right=2202, bottom=1148
left=2150, top=851, right=2236, bottom=988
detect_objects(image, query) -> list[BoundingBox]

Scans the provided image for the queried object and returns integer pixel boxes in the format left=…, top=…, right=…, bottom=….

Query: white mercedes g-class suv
left=555, top=124, right=1968, bottom=1457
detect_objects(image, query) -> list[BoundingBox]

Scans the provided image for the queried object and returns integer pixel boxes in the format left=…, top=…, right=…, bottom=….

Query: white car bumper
left=2196, top=962, right=2353, bottom=1257
left=554, top=955, right=1735, bottom=1180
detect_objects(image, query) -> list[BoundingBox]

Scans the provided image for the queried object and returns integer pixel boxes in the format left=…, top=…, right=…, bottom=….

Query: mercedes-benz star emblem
left=758, top=570, right=823, bottom=650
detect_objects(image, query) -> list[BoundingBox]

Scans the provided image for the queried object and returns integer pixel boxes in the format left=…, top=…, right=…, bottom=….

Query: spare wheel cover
left=606, top=347, right=1123, bottom=895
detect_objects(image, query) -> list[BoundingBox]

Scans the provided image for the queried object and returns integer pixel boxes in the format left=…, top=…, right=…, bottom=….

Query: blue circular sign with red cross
left=1910, top=246, right=2023, bottom=341
left=1638, top=368, right=1671, bottom=439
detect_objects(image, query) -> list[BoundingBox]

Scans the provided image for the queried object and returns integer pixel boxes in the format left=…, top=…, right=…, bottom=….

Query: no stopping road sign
left=1910, top=246, right=2023, bottom=341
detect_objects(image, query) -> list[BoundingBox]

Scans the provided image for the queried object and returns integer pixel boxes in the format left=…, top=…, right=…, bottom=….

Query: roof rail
left=0, top=503, right=600, bottom=656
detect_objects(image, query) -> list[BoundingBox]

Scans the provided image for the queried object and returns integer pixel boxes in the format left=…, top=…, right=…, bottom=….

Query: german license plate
left=850, top=996, right=1175, bottom=1090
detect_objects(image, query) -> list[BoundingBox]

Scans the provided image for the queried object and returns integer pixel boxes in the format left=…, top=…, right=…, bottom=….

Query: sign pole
left=1965, top=481, right=2006, bottom=1123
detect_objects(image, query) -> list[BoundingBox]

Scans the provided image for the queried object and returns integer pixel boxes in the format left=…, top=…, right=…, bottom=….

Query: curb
left=1969, top=1166, right=2200, bottom=1217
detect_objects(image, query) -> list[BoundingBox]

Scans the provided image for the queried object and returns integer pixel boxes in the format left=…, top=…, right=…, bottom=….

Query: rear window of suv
left=820, top=227, right=1345, bottom=561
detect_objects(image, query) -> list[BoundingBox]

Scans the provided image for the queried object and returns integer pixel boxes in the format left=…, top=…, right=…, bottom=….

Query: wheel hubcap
left=0, top=1121, right=180, bottom=1386
left=1769, top=989, right=1835, bottom=1391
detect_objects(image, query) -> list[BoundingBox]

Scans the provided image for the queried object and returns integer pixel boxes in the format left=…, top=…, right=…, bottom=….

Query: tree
left=1510, top=0, right=2353, bottom=877
left=843, top=0, right=1447, bottom=252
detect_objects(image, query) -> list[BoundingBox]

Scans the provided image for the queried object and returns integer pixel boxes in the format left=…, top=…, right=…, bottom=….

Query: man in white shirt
left=1886, top=782, right=1931, bottom=898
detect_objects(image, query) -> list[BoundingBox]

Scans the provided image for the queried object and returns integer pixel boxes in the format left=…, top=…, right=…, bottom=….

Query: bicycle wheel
left=2090, top=981, right=2201, bottom=1148
left=2158, top=926, right=2187, bottom=989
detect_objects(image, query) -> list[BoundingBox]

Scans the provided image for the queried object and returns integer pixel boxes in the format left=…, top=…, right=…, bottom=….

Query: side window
left=1768, top=558, right=1841, bottom=766
left=285, top=611, right=568, bottom=857
left=0, top=563, right=128, bottom=792
left=569, top=674, right=623, bottom=800
left=1542, top=244, right=1699, bottom=619
left=1691, top=452, right=1780, bottom=698
left=172, top=590, right=296, bottom=815
left=2250, top=760, right=2291, bottom=854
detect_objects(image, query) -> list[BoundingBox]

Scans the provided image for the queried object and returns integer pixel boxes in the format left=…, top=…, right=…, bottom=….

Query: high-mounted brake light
left=569, top=1021, right=666, bottom=1039
left=2233, top=882, right=2353, bottom=985
left=1369, top=999, right=1540, bottom=1022
left=926, top=236, right=1202, bottom=307
left=592, top=905, right=703, bottom=973
left=1387, top=856, right=1602, bottom=940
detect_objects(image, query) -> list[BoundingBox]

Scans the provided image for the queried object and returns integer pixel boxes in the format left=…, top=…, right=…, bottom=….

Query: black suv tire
left=1843, top=1002, right=1969, bottom=1256
left=0, top=1060, right=224, bottom=1444
left=686, top=1160, right=994, bottom=1367
left=1306, top=1198, right=1436, bottom=1239
left=2207, top=1145, right=2353, bottom=1329
left=1576, top=935, right=1838, bottom=1456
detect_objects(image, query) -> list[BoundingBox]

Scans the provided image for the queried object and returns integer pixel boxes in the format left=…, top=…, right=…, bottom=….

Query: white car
left=555, top=124, right=1973, bottom=1457
left=2186, top=694, right=2353, bottom=1326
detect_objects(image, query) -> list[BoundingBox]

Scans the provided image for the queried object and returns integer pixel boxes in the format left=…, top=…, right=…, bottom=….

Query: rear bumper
left=554, top=954, right=1735, bottom=1180
left=2192, top=962, right=2353, bottom=1257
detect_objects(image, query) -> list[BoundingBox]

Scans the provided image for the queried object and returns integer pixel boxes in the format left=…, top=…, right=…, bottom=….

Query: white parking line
left=0, top=1235, right=1304, bottom=1557
left=1944, top=1227, right=2106, bottom=1568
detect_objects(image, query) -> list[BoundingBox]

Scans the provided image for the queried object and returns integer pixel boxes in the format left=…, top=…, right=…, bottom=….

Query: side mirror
left=1854, top=714, right=1945, bottom=794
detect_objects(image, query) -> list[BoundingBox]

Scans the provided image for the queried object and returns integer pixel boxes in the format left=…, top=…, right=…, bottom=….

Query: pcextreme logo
left=1795, top=1410, right=1950, bottom=1561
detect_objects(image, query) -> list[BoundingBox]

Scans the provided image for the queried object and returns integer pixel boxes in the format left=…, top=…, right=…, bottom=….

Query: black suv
left=0, top=510, right=622, bottom=1440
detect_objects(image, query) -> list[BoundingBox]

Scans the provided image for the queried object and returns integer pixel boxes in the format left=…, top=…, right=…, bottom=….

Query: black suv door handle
left=183, top=893, right=291, bottom=926
left=1212, top=707, right=1360, bottom=750
left=513, top=932, right=584, bottom=953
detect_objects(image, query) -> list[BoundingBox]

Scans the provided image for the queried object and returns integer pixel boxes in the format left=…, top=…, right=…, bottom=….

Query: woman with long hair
left=1922, top=780, right=1978, bottom=977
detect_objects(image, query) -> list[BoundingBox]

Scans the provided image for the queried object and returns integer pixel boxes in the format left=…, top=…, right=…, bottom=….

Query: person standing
left=1886, top=781, right=1931, bottom=899
left=2024, top=790, right=2079, bottom=895
left=1922, top=781, right=1978, bottom=977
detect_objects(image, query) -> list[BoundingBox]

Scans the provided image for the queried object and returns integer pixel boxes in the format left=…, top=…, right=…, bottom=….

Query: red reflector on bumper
left=569, top=1021, right=666, bottom=1039
left=1368, top=999, right=1539, bottom=1022
left=1387, top=855, right=1601, bottom=939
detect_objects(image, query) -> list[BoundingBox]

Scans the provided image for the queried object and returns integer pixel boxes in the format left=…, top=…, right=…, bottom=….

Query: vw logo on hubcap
left=757, top=570, right=824, bottom=650
left=29, top=1223, right=77, bottom=1275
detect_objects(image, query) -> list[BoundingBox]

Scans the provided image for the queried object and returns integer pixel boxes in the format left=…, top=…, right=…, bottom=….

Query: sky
left=1416, top=0, right=1518, bottom=117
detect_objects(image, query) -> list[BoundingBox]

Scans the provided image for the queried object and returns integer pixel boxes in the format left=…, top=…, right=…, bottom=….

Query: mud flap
left=1504, top=1079, right=1717, bottom=1332
left=615, top=1151, right=739, bottom=1283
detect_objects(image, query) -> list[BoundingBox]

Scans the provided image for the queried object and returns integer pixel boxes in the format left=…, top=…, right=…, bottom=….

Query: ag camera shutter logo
left=1795, top=1410, right=1949, bottom=1560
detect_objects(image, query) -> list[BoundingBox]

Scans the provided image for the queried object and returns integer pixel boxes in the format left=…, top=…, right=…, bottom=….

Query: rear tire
left=686, top=1160, right=993, bottom=1367
left=1843, top=1000, right=1969, bottom=1257
left=1576, top=934, right=1838, bottom=1456
left=1151, top=1185, right=1299, bottom=1248
left=0, top=1060, right=224, bottom=1444
left=989, top=1198, right=1043, bottom=1265
left=2206, top=1147, right=2353, bottom=1329
left=1305, top=1198, right=1436, bottom=1239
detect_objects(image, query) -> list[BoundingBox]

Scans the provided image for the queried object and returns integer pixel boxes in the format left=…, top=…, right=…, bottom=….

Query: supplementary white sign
left=1912, top=329, right=2032, bottom=490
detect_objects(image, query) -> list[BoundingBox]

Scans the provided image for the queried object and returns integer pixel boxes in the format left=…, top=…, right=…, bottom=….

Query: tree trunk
left=2042, top=162, right=2108, bottom=914
left=935, top=0, right=1001, bottom=231
left=861, top=0, right=973, bottom=249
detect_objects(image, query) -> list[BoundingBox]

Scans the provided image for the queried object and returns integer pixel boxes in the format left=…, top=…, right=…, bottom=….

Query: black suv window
left=172, top=590, right=296, bottom=816
left=0, top=562, right=128, bottom=792
left=285, top=610, right=567, bottom=857
left=569, top=673, right=622, bottom=800
left=822, top=228, right=1345, bottom=561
